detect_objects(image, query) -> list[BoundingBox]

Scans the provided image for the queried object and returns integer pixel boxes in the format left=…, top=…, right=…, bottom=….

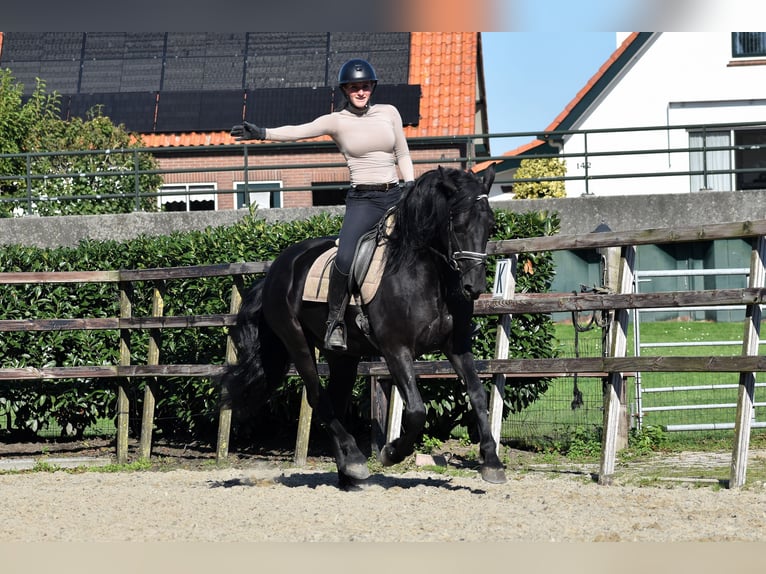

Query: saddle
left=303, top=211, right=394, bottom=305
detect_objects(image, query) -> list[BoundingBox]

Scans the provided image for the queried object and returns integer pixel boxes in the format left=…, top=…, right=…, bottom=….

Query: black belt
left=352, top=182, right=400, bottom=191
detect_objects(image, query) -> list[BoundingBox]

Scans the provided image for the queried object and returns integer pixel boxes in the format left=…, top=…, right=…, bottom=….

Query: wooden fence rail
left=1, top=218, right=765, bottom=487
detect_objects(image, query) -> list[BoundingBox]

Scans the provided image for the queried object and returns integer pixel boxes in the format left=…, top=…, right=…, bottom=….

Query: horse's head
left=439, top=165, right=496, bottom=300
left=388, top=165, right=496, bottom=299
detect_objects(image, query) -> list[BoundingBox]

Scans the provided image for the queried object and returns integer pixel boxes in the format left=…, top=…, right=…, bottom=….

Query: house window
left=732, top=33, right=766, bottom=58
left=689, top=131, right=732, bottom=192
left=689, top=128, right=766, bottom=192
left=735, top=129, right=766, bottom=190
left=235, top=181, right=282, bottom=209
left=159, top=184, right=216, bottom=211
left=311, top=182, right=348, bottom=206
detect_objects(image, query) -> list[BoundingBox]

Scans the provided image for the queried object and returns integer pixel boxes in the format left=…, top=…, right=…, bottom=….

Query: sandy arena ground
left=2, top=445, right=766, bottom=543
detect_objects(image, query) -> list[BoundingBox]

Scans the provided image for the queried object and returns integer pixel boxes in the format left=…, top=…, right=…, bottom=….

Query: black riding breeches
left=335, top=186, right=402, bottom=275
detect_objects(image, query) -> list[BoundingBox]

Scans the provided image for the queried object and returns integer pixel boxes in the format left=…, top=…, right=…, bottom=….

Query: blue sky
left=481, top=32, right=618, bottom=156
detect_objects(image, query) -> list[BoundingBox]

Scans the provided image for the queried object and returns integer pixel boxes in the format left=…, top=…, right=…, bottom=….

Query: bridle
left=431, top=194, right=490, bottom=277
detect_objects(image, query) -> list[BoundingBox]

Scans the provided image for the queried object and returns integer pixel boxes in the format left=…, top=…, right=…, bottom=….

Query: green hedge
left=0, top=208, right=559, bottom=445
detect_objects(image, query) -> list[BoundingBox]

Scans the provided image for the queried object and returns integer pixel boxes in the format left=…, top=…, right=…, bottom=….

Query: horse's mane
left=386, top=167, right=481, bottom=273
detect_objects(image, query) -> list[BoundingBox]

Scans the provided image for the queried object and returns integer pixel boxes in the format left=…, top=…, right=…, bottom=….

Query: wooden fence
left=2, top=218, right=766, bottom=487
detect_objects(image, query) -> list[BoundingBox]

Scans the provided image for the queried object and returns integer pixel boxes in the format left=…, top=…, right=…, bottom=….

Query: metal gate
left=633, top=266, right=766, bottom=431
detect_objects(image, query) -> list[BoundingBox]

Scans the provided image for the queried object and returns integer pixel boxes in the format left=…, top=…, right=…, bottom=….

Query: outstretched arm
left=232, top=115, right=337, bottom=142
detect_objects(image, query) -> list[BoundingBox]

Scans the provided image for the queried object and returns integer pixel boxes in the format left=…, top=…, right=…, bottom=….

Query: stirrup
left=325, top=320, right=347, bottom=351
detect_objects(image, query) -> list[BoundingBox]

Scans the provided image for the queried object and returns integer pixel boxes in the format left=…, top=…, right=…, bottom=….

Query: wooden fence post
left=294, top=386, right=313, bottom=466
left=293, top=347, right=322, bottom=466
left=603, top=244, right=630, bottom=450
left=489, top=256, right=517, bottom=453
left=730, top=235, right=766, bottom=488
left=386, top=385, right=404, bottom=444
left=216, top=275, right=244, bottom=462
left=370, top=375, right=391, bottom=456
left=139, top=280, right=164, bottom=460
left=599, top=244, right=635, bottom=485
left=117, top=280, right=133, bottom=464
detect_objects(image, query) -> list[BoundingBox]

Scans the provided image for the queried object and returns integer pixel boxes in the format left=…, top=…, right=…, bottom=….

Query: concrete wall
left=2, top=189, right=766, bottom=249
left=491, top=189, right=766, bottom=236
left=0, top=206, right=344, bottom=249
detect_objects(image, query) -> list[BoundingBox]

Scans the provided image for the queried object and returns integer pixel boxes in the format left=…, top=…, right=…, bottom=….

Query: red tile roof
left=408, top=32, right=479, bottom=137
left=139, top=32, right=480, bottom=148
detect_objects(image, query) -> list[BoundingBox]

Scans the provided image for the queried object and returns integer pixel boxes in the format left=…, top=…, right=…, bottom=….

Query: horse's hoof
left=480, top=466, right=507, bottom=484
left=378, top=445, right=397, bottom=467
left=338, top=472, right=370, bottom=491
left=343, top=461, right=371, bottom=481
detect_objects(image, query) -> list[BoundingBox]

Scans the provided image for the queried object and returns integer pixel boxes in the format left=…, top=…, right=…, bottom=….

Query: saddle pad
left=303, top=242, right=387, bottom=304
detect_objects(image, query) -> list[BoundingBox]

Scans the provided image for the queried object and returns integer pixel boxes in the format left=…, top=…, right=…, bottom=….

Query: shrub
left=0, top=208, right=559, bottom=445
left=0, top=70, right=161, bottom=217
left=512, top=157, right=567, bottom=199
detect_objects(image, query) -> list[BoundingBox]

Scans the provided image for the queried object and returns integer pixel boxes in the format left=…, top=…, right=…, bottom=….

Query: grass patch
left=503, top=319, right=766, bottom=453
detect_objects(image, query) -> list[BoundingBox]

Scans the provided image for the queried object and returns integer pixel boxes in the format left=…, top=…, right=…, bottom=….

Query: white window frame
left=159, top=183, right=217, bottom=211
left=689, top=130, right=732, bottom=192
left=234, top=181, right=283, bottom=209
left=689, top=127, right=766, bottom=192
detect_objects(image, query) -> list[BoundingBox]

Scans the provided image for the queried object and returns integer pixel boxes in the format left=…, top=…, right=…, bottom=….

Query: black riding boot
left=324, top=264, right=350, bottom=351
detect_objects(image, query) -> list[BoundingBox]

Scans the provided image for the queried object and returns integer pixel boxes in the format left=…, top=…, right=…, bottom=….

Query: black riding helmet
left=338, top=59, right=378, bottom=94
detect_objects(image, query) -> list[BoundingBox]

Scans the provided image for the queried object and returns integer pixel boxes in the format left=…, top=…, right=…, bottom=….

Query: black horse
left=223, top=165, right=506, bottom=487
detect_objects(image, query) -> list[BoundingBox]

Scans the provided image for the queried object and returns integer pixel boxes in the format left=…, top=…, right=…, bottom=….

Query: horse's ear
left=483, top=164, right=496, bottom=190
left=438, top=166, right=457, bottom=192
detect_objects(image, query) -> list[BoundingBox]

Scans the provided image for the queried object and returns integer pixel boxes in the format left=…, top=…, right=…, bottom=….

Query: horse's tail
left=220, top=278, right=290, bottom=400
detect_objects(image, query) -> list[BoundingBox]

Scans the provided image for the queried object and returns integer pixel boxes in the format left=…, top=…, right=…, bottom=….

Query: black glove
left=230, top=121, right=266, bottom=141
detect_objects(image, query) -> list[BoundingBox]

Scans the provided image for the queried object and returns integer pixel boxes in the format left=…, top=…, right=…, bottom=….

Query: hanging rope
left=570, top=284, right=612, bottom=410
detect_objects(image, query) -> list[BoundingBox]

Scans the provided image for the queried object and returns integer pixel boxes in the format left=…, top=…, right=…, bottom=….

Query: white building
left=486, top=32, right=766, bottom=198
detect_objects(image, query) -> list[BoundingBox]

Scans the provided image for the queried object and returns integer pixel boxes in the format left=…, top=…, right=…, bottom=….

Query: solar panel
left=197, top=91, right=247, bottom=131
left=120, top=59, right=163, bottom=92
left=68, top=92, right=157, bottom=132
left=201, top=57, right=245, bottom=91
left=39, top=60, right=80, bottom=94
left=163, top=57, right=205, bottom=92
left=245, top=87, right=333, bottom=127
left=332, top=85, right=421, bottom=126
left=0, top=33, right=419, bottom=132
left=155, top=90, right=246, bottom=132
left=80, top=60, right=124, bottom=93
left=83, top=33, right=127, bottom=60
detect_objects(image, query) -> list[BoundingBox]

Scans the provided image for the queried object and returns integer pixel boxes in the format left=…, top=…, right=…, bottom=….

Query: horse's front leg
left=378, top=351, right=425, bottom=467
left=448, top=350, right=507, bottom=484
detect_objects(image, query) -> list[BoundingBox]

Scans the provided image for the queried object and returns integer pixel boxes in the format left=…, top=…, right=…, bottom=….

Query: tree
left=0, top=69, right=161, bottom=217
left=512, top=157, right=567, bottom=199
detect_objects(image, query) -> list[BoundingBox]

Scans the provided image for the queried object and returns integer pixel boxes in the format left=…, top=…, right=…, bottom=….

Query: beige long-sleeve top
left=264, top=104, right=414, bottom=185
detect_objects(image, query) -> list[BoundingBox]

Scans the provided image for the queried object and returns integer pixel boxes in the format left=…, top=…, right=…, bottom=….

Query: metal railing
left=1, top=120, right=764, bottom=213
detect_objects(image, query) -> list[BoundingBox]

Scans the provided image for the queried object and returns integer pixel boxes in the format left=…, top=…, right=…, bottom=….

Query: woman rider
left=231, top=58, right=415, bottom=351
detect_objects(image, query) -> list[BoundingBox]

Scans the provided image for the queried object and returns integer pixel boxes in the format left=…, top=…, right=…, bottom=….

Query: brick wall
left=155, top=145, right=464, bottom=210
